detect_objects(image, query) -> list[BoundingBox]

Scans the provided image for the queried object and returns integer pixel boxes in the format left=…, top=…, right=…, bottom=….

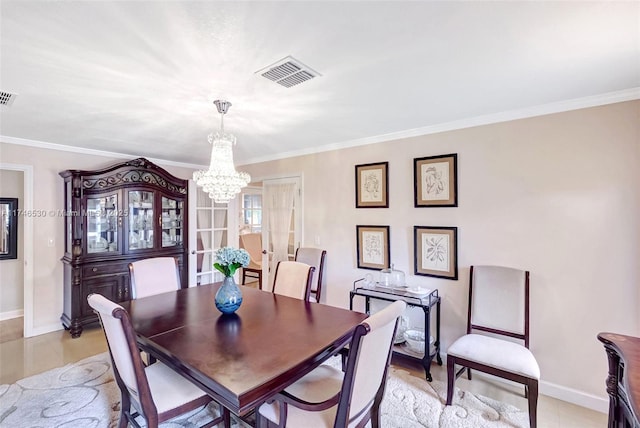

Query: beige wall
left=242, top=100, right=640, bottom=404
left=0, top=169, right=24, bottom=315
left=0, top=100, right=637, bottom=407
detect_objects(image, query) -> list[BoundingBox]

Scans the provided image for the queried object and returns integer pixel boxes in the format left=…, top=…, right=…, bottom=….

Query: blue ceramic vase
left=215, top=276, right=243, bottom=314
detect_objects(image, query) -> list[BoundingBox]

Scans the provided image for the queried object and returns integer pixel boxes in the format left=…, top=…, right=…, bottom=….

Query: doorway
left=238, top=175, right=302, bottom=292
left=0, top=163, right=34, bottom=338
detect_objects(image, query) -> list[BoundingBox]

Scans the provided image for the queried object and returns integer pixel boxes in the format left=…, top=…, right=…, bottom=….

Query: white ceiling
left=1, top=1, right=638, bottom=166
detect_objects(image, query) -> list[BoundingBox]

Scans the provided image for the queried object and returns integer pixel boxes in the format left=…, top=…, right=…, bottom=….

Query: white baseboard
left=0, top=309, right=24, bottom=321
left=441, top=353, right=608, bottom=414
left=540, top=379, right=608, bottom=414
left=26, top=322, right=63, bottom=338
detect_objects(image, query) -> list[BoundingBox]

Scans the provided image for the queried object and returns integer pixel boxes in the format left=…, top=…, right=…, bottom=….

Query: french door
left=188, top=181, right=238, bottom=286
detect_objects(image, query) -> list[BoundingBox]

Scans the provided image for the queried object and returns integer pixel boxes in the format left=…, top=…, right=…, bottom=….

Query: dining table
left=120, top=283, right=368, bottom=418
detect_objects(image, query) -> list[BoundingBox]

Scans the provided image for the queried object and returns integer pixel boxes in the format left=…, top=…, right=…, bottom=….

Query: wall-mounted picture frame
left=414, top=153, right=457, bottom=207
left=414, top=226, right=458, bottom=280
left=0, top=198, right=18, bottom=261
left=356, top=225, right=390, bottom=270
left=355, top=161, right=389, bottom=208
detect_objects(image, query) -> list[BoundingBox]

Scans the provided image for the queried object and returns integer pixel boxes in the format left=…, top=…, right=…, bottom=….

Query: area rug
left=0, top=353, right=528, bottom=427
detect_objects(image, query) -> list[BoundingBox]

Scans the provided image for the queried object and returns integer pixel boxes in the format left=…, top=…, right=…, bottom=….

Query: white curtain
left=264, top=182, right=296, bottom=272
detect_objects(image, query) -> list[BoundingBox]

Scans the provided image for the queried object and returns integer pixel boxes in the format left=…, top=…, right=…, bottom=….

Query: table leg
left=422, top=306, right=434, bottom=382
left=435, top=299, right=442, bottom=365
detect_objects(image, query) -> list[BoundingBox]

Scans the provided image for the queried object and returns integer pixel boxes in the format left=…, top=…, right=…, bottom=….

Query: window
left=240, top=188, right=262, bottom=234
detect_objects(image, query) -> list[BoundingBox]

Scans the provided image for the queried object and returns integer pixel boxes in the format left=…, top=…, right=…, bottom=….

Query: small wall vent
left=0, top=92, right=17, bottom=107
left=255, top=56, right=321, bottom=88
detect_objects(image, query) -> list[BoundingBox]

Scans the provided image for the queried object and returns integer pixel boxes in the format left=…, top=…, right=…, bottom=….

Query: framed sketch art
left=414, top=226, right=458, bottom=280
left=414, top=153, right=457, bottom=207
left=355, top=162, right=388, bottom=208
left=356, top=225, right=390, bottom=270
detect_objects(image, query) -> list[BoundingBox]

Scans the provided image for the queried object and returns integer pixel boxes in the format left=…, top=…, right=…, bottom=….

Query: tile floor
left=0, top=320, right=607, bottom=428
left=0, top=316, right=22, bottom=343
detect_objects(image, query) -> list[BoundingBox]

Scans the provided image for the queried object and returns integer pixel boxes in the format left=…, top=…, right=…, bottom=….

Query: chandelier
left=193, top=100, right=251, bottom=204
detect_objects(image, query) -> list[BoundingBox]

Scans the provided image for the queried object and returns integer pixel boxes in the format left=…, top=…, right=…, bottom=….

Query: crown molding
left=2, top=88, right=638, bottom=168
left=239, top=87, right=640, bottom=165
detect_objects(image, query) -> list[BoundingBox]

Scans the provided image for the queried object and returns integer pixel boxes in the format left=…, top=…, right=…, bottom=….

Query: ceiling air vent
left=256, top=56, right=321, bottom=88
left=0, top=91, right=17, bottom=107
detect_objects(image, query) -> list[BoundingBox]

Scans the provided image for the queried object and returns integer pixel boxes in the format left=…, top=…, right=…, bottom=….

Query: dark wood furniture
left=349, top=279, right=442, bottom=381
left=60, top=157, right=188, bottom=338
left=598, top=332, right=640, bottom=427
left=121, top=283, right=368, bottom=418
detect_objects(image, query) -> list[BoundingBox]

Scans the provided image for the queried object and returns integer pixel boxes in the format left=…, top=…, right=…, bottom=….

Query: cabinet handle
left=158, top=216, right=162, bottom=227
left=92, top=267, right=98, bottom=272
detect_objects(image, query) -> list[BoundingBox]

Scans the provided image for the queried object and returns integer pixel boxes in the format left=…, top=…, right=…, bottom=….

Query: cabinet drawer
left=83, top=262, right=130, bottom=277
left=81, top=275, right=130, bottom=315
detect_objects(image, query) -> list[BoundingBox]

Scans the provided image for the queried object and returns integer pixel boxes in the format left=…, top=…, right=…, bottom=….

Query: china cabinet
left=60, top=158, right=188, bottom=337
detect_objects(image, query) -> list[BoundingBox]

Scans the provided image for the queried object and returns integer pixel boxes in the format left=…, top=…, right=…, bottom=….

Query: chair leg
left=255, top=410, right=269, bottom=428
left=467, top=367, right=472, bottom=380
left=371, top=406, right=381, bottom=428
left=339, top=347, right=349, bottom=372
left=446, top=357, right=456, bottom=405
left=119, top=393, right=130, bottom=428
left=527, top=379, right=538, bottom=428
left=242, top=269, right=247, bottom=285
left=118, top=412, right=128, bottom=428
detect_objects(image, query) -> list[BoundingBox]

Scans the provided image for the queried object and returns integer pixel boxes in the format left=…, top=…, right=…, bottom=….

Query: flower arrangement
left=214, top=247, right=250, bottom=277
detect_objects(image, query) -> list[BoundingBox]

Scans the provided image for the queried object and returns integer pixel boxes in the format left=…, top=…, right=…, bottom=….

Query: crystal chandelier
left=193, top=100, right=251, bottom=204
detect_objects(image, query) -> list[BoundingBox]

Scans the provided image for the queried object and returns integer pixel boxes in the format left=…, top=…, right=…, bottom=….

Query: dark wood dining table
left=120, top=283, right=368, bottom=418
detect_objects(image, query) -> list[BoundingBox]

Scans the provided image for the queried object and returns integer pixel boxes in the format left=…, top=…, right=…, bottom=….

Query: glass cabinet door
left=128, top=190, right=154, bottom=250
left=161, top=196, right=183, bottom=247
left=86, top=193, right=119, bottom=254
left=65, top=181, right=73, bottom=254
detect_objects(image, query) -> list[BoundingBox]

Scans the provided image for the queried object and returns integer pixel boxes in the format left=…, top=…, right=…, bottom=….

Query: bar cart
left=350, top=278, right=442, bottom=381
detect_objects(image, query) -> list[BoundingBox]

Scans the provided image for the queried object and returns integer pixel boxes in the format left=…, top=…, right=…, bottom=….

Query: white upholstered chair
left=446, top=265, right=539, bottom=428
left=128, top=257, right=181, bottom=299
left=239, top=233, right=263, bottom=289
left=129, top=257, right=182, bottom=365
left=87, top=293, right=230, bottom=428
left=271, top=261, right=315, bottom=301
left=256, top=300, right=406, bottom=428
left=294, top=247, right=326, bottom=303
